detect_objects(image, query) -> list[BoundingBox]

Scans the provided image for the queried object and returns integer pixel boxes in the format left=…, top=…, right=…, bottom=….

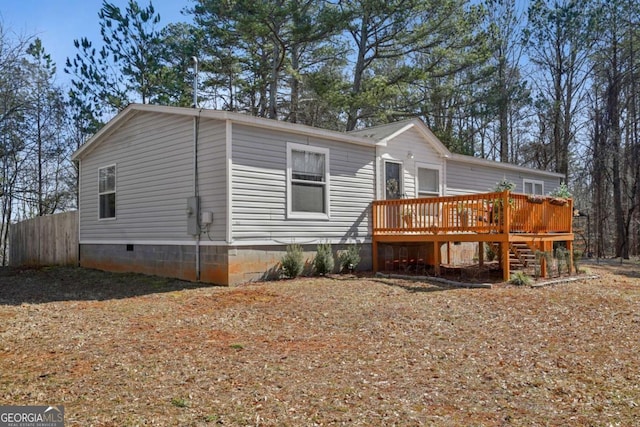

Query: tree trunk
left=268, top=41, right=280, bottom=120
left=290, top=44, right=300, bottom=124
left=498, top=53, right=509, bottom=163
left=607, top=37, right=628, bottom=259
left=346, top=10, right=369, bottom=131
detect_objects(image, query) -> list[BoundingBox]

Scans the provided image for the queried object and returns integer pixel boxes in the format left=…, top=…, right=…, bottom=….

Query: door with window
left=384, top=161, right=402, bottom=200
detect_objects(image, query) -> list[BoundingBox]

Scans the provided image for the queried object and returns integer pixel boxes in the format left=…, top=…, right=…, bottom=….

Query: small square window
left=523, top=179, right=544, bottom=195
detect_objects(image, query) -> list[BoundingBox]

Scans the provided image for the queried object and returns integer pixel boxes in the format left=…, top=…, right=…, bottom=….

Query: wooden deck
left=372, top=191, right=575, bottom=280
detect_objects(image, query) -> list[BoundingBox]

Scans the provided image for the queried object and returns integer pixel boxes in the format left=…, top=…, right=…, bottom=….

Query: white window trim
left=523, top=178, right=544, bottom=195
left=286, top=142, right=330, bottom=220
left=415, top=163, right=442, bottom=197
left=98, top=164, right=117, bottom=221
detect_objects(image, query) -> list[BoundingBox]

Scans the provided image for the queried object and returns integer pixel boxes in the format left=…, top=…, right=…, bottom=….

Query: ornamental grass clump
left=313, top=242, right=334, bottom=275
left=281, top=244, right=304, bottom=278
left=555, top=247, right=570, bottom=275
left=509, top=271, right=532, bottom=286
left=573, top=250, right=583, bottom=273
left=338, top=245, right=361, bottom=273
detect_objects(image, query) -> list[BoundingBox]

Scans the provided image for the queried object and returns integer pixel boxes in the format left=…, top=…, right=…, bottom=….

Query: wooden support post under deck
left=540, top=241, right=552, bottom=278
left=434, top=241, right=441, bottom=276
left=501, top=242, right=510, bottom=281
left=478, top=242, right=484, bottom=267
left=567, top=240, right=573, bottom=274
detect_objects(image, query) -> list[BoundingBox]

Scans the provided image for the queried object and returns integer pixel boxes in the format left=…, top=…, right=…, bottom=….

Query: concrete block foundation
left=80, top=243, right=372, bottom=286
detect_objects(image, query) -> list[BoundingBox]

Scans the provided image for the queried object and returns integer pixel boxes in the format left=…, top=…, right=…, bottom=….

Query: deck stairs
left=509, top=242, right=538, bottom=272
left=488, top=242, right=538, bottom=273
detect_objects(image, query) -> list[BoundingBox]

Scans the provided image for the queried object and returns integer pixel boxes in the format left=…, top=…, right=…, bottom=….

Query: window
left=99, top=165, right=116, bottom=219
left=385, top=161, right=402, bottom=199
left=523, top=179, right=544, bottom=195
left=287, top=143, right=329, bottom=218
left=418, top=167, right=440, bottom=197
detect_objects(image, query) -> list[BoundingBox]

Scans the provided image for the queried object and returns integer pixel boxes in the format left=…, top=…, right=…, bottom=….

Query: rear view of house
left=72, top=104, right=571, bottom=285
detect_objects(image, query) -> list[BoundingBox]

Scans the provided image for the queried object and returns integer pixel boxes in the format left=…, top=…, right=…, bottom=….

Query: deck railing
left=372, top=191, right=573, bottom=235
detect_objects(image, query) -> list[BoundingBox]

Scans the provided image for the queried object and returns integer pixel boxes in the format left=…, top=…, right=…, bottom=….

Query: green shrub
left=534, top=250, right=554, bottom=278
left=549, top=182, right=572, bottom=199
left=281, top=244, right=304, bottom=278
left=493, top=178, right=516, bottom=192
left=313, top=242, right=334, bottom=275
left=534, top=250, right=555, bottom=278
left=573, top=250, right=583, bottom=273
left=485, top=243, right=496, bottom=261
left=509, top=271, right=532, bottom=286
left=555, top=247, right=570, bottom=274
left=338, top=245, right=361, bottom=273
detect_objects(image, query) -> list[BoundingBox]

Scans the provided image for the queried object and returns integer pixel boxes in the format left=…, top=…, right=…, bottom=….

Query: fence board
left=8, top=211, right=78, bottom=266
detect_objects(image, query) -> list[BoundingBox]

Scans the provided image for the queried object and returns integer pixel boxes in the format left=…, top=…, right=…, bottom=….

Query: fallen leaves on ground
left=0, top=261, right=639, bottom=426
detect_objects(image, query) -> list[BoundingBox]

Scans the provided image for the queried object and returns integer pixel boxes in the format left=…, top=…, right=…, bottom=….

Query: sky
left=0, top=0, right=192, bottom=86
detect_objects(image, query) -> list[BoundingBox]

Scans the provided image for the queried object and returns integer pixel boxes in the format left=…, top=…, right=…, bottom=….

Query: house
left=72, top=104, right=570, bottom=285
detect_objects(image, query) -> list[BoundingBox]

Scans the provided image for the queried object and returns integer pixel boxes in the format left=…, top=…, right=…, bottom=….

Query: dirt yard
left=1, top=260, right=639, bottom=426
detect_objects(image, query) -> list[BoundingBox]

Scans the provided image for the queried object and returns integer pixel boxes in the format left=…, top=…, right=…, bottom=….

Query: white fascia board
left=412, top=121, right=451, bottom=157
left=375, top=119, right=451, bottom=158
left=376, top=122, right=416, bottom=146
left=71, top=106, right=140, bottom=161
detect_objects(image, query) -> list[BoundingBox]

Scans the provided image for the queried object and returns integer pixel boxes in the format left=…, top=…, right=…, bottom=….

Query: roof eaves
left=72, top=104, right=378, bottom=161
left=71, top=104, right=146, bottom=161
left=376, top=122, right=416, bottom=146
left=448, top=153, right=565, bottom=178
left=211, top=110, right=376, bottom=147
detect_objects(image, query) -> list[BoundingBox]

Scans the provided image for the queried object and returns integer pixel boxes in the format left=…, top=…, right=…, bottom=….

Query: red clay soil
left=0, top=260, right=638, bottom=426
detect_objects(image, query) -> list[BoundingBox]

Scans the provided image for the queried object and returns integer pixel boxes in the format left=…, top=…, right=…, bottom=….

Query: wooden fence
left=9, top=211, right=79, bottom=267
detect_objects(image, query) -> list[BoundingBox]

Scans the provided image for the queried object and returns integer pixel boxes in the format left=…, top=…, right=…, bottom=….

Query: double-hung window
left=287, top=143, right=329, bottom=218
left=417, top=167, right=440, bottom=197
left=523, top=179, right=544, bottom=195
left=99, top=165, right=116, bottom=219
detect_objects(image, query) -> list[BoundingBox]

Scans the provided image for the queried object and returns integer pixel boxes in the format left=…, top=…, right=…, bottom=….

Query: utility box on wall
left=186, top=196, right=199, bottom=235
left=201, top=211, right=213, bottom=225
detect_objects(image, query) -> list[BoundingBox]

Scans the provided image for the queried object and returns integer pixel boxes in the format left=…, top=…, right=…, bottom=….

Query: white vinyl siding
left=79, top=111, right=227, bottom=242
left=377, top=127, right=443, bottom=199
left=196, top=119, right=228, bottom=241
left=445, top=159, right=562, bottom=196
left=231, top=124, right=374, bottom=243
